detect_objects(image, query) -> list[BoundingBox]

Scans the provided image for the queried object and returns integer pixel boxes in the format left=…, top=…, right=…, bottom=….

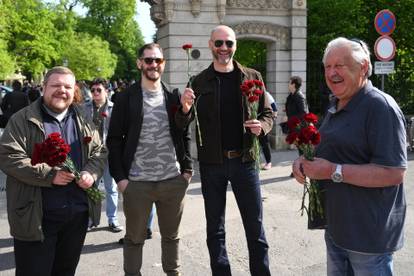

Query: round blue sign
left=374, top=9, right=396, bottom=35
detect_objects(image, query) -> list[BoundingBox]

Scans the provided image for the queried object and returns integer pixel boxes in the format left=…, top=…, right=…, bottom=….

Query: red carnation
left=182, top=43, right=192, bottom=50
left=84, top=136, right=92, bottom=144
left=283, top=112, right=323, bottom=221
left=31, top=132, right=104, bottom=203
left=285, top=131, right=299, bottom=144
left=248, top=95, right=260, bottom=102
left=253, top=89, right=263, bottom=95
left=287, top=116, right=301, bottom=130
left=101, top=112, right=108, bottom=118
left=303, top=112, right=318, bottom=124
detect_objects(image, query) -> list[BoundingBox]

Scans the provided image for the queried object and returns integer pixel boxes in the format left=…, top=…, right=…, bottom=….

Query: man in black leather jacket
left=177, top=25, right=273, bottom=276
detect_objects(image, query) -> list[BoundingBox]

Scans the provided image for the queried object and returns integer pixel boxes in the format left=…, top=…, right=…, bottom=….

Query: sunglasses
left=91, top=87, right=103, bottom=94
left=142, top=57, right=165, bottom=65
left=214, top=40, right=235, bottom=48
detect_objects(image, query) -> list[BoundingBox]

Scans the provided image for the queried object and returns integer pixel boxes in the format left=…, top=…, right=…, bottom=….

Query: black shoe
left=146, top=228, right=152, bottom=240
left=118, top=238, right=124, bottom=244
left=290, top=172, right=294, bottom=178
left=109, top=223, right=123, bottom=233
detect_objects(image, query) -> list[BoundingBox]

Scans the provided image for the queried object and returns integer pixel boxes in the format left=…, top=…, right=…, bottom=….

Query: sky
left=136, top=2, right=157, bottom=43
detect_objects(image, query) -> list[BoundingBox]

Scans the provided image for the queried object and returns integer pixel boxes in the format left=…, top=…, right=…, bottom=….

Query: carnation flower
left=285, top=113, right=323, bottom=222
left=240, top=79, right=265, bottom=170
left=32, top=132, right=104, bottom=203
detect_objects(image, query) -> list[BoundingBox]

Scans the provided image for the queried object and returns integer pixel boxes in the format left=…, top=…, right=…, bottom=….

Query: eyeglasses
left=142, top=57, right=165, bottom=65
left=350, top=38, right=369, bottom=55
left=214, top=40, right=235, bottom=48
left=91, top=87, right=103, bottom=94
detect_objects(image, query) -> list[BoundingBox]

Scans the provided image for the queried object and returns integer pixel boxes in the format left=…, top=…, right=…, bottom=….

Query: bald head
left=210, top=25, right=236, bottom=40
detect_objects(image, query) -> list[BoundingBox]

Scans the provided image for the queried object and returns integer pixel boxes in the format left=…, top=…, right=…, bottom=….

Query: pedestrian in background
left=292, top=37, right=407, bottom=275
left=82, top=78, right=123, bottom=233
left=107, top=43, right=193, bottom=275
left=0, top=66, right=106, bottom=276
left=260, top=91, right=277, bottom=170
left=177, top=25, right=273, bottom=276
left=285, top=76, right=308, bottom=120
left=0, top=80, right=29, bottom=128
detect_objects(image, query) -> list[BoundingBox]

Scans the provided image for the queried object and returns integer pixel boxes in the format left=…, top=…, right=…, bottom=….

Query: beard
left=212, top=49, right=234, bottom=65
left=142, top=67, right=162, bottom=81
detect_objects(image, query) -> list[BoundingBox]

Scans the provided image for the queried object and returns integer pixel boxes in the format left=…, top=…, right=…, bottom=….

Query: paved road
left=0, top=150, right=413, bottom=275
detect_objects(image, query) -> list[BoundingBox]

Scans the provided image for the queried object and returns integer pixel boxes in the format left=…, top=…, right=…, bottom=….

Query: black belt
left=223, top=150, right=242, bottom=159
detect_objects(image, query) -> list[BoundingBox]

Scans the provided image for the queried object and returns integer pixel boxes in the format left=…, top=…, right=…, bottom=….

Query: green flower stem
left=299, top=144, right=324, bottom=221
left=64, top=158, right=105, bottom=203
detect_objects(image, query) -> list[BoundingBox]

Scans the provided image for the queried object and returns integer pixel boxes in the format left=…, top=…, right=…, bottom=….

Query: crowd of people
left=0, top=25, right=408, bottom=276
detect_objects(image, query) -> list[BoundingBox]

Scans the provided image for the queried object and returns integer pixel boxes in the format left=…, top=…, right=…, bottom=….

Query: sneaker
left=262, top=163, right=272, bottom=170
left=109, top=223, right=123, bottom=233
left=146, top=228, right=152, bottom=240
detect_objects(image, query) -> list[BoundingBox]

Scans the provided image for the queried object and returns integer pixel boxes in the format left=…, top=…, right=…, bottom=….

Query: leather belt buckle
left=223, top=150, right=241, bottom=159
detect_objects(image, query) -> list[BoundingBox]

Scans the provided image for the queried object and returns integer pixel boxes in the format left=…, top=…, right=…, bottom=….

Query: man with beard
left=0, top=66, right=106, bottom=275
left=177, top=25, right=273, bottom=275
left=107, top=43, right=193, bottom=275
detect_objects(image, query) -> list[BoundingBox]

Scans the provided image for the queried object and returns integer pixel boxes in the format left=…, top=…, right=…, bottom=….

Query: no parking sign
left=374, top=9, right=396, bottom=35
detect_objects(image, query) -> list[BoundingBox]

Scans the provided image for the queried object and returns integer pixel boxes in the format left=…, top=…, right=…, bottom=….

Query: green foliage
left=78, top=0, right=145, bottom=80
left=61, top=32, right=117, bottom=80
left=308, top=0, right=414, bottom=114
left=234, top=40, right=267, bottom=81
left=8, top=0, right=60, bottom=77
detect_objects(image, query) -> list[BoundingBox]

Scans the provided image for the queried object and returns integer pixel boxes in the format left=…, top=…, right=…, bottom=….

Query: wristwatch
left=331, top=164, right=343, bottom=183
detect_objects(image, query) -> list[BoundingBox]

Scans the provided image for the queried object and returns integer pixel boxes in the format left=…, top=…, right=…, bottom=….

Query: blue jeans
left=199, top=157, right=270, bottom=276
left=101, top=165, right=119, bottom=225
left=325, top=231, right=393, bottom=276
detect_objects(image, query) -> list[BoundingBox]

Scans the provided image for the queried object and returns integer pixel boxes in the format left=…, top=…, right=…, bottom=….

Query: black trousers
left=259, top=135, right=271, bottom=163
left=14, top=211, right=89, bottom=276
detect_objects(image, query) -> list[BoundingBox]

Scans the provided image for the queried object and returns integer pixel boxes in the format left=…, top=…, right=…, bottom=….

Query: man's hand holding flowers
left=180, top=87, right=195, bottom=114
left=293, top=156, right=335, bottom=183
left=243, top=119, right=262, bottom=136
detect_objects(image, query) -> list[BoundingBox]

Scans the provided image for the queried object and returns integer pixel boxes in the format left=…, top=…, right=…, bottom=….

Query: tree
left=61, top=32, right=117, bottom=80
left=0, top=1, right=16, bottom=79
left=307, top=0, right=414, bottom=114
left=8, top=0, right=61, bottom=79
left=78, top=0, right=145, bottom=80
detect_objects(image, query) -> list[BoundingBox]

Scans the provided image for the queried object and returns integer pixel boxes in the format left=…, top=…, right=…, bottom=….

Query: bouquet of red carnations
left=285, top=113, right=324, bottom=223
left=31, top=132, right=104, bottom=203
left=240, top=79, right=264, bottom=170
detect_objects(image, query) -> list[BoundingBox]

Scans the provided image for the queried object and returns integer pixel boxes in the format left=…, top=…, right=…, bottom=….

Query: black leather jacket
left=176, top=61, right=273, bottom=164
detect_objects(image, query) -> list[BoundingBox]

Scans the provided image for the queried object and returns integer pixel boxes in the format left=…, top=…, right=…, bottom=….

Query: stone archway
left=144, top=0, right=307, bottom=149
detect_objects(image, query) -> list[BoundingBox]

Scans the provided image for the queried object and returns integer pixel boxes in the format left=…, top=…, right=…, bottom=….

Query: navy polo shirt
left=316, top=81, right=407, bottom=253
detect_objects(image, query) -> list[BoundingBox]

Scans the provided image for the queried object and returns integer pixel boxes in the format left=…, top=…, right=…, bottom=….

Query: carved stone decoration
left=296, top=0, right=304, bottom=7
left=150, top=4, right=165, bottom=27
left=148, top=0, right=175, bottom=27
left=217, top=0, right=226, bottom=23
left=226, top=0, right=289, bottom=9
left=190, top=0, right=202, bottom=17
left=164, top=0, right=174, bottom=22
left=232, top=22, right=290, bottom=49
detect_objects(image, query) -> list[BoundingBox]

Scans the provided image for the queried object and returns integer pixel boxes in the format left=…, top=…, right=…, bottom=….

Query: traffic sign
left=374, top=35, right=396, bottom=61
left=374, top=61, right=395, bottom=75
left=374, top=9, right=396, bottom=35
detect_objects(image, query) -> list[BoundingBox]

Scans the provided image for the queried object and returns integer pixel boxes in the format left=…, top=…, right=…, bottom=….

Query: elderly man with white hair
left=293, top=37, right=407, bottom=275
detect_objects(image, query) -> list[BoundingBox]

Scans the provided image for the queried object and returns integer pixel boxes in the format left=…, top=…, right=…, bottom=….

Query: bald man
left=177, top=25, right=273, bottom=275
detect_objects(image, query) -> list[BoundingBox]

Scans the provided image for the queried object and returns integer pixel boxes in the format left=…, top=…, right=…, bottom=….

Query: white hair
left=322, top=37, right=372, bottom=78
